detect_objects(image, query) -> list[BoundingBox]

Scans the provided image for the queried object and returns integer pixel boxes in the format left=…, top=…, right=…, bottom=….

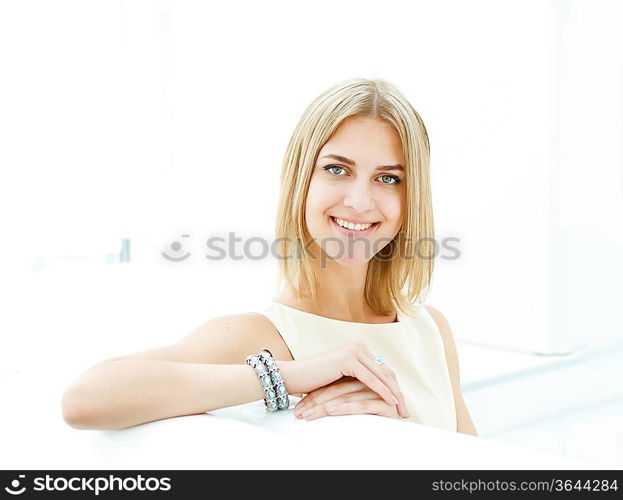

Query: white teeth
left=334, top=217, right=374, bottom=231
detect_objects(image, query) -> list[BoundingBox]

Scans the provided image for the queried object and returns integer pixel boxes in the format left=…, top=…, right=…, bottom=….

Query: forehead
left=318, top=116, right=404, bottom=164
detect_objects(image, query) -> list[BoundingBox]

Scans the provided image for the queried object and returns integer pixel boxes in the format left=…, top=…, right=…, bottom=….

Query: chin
left=332, top=256, right=371, bottom=267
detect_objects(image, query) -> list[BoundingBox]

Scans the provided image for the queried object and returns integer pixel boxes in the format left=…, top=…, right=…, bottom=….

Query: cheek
left=305, top=178, right=338, bottom=215
left=379, top=193, right=403, bottom=224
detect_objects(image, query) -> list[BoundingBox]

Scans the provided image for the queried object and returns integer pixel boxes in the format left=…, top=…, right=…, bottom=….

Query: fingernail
left=392, top=396, right=399, bottom=404
left=302, top=408, right=314, bottom=418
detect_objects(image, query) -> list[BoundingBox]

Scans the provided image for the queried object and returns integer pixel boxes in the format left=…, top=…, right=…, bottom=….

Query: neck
left=277, top=258, right=396, bottom=323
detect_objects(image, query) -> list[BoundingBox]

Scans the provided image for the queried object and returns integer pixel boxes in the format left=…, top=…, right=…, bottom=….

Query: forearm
left=61, top=359, right=268, bottom=431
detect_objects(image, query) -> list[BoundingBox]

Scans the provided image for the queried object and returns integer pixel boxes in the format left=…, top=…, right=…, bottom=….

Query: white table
left=0, top=369, right=605, bottom=470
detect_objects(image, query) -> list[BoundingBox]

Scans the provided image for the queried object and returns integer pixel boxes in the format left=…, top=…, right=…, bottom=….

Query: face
left=305, top=115, right=405, bottom=266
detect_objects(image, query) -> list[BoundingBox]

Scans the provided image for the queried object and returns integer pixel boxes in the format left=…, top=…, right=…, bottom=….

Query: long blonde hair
left=274, top=78, right=434, bottom=318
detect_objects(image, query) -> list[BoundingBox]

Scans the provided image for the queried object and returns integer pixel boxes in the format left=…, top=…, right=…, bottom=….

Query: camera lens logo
left=5, top=475, right=26, bottom=495
left=162, top=234, right=191, bottom=262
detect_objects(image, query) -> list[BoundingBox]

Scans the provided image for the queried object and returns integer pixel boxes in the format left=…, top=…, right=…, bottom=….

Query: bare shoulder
left=423, top=305, right=450, bottom=335
left=106, top=312, right=294, bottom=365
left=423, top=305, right=479, bottom=436
left=423, top=305, right=458, bottom=376
left=238, top=312, right=295, bottom=361
left=423, top=305, right=458, bottom=378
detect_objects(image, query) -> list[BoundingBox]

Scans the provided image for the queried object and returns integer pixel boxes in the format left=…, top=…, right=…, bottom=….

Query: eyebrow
left=319, top=154, right=404, bottom=172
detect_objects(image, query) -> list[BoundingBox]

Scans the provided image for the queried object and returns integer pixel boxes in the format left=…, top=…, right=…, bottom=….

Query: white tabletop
left=0, top=370, right=605, bottom=470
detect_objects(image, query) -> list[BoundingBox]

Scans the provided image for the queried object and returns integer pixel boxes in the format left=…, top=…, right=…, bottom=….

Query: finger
left=356, top=350, right=409, bottom=419
left=294, top=380, right=381, bottom=415
left=294, top=384, right=376, bottom=420
left=348, top=360, right=400, bottom=410
left=295, top=379, right=366, bottom=410
left=296, top=388, right=379, bottom=420
left=294, top=377, right=359, bottom=409
left=325, top=399, right=395, bottom=418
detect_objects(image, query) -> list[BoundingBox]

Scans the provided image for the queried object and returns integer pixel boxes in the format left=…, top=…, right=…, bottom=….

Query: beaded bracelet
left=245, top=352, right=279, bottom=412
left=258, top=348, right=290, bottom=410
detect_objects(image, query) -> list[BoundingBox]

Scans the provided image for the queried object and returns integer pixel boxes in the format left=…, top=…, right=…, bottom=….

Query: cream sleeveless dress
left=250, top=300, right=457, bottom=432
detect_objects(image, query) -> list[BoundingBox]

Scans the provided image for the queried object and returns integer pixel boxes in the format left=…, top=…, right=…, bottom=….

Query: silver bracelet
left=259, top=348, right=290, bottom=410
left=245, top=352, right=279, bottom=412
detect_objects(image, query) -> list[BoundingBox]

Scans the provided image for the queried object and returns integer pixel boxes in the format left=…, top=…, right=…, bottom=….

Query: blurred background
left=0, top=0, right=621, bottom=468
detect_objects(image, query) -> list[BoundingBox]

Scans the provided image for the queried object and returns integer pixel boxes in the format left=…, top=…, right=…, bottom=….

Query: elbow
left=61, top=390, right=85, bottom=429
left=62, top=408, right=90, bottom=430
left=61, top=385, right=131, bottom=431
left=61, top=386, right=98, bottom=430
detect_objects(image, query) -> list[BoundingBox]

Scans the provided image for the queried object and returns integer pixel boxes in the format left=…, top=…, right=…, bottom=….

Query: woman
left=61, top=78, right=478, bottom=436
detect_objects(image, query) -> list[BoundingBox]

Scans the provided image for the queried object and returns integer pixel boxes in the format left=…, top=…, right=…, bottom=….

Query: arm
left=424, top=305, right=479, bottom=437
left=61, top=313, right=296, bottom=430
left=61, top=360, right=269, bottom=430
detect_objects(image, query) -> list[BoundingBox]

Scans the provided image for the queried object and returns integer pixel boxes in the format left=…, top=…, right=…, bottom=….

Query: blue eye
left=322, top=165, right=402, bottom=185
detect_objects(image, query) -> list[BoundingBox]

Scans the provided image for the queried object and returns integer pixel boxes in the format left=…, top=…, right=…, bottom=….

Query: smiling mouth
left=329, top=216, right=380, bottom=232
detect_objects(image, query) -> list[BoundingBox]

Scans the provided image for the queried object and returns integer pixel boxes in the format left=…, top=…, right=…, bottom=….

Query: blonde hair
left=274, top=78, right=434, bottom=318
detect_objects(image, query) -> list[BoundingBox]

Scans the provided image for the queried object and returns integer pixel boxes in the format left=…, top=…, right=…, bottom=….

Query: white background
left=1, top=0, right=622, bottom=469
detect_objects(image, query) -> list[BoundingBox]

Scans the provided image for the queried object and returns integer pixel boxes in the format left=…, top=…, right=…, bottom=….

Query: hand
left=292, top=376, right=407, bottom=421
left=277, top=341, right=409, bottom=419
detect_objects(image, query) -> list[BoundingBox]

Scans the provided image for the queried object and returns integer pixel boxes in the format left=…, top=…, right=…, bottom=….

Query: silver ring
left=375, top=354, right=385, bottom=365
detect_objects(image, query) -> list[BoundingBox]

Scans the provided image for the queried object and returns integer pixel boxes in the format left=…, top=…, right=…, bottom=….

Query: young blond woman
left=61, top=78, right=478, bottom=437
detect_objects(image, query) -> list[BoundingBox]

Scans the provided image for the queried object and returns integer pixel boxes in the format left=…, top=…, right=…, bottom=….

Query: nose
left=342, top=177, right=376, bottom=214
